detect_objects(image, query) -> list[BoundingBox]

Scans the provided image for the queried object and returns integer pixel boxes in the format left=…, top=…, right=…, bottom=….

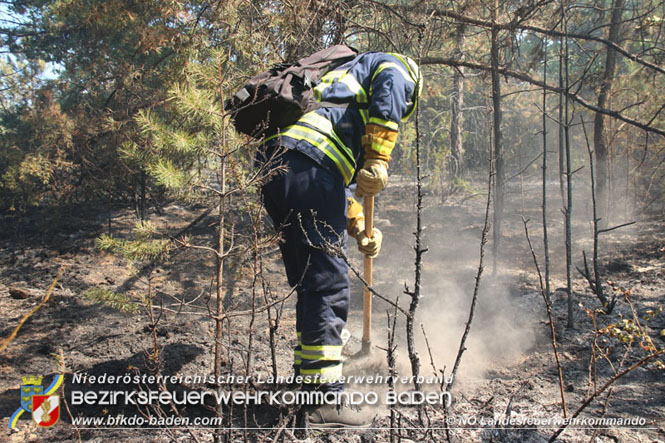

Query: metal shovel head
left=341, top=330, right=373, bottom=361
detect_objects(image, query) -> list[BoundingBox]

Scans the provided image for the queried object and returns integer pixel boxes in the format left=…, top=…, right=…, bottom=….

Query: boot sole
left=309, top=421, right=373, bottom=429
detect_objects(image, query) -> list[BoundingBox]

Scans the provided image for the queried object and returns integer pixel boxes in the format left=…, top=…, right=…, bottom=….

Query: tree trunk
left=450, top=23, right=466, bottom=176
left=215, top=157, right=226, bottom=379
left=594, top=0, right=625, bottom=227
left=562, top=2, right=574, bottom=329
left=558, top=33, right=566, bottom=205
left=491, top=1, right=504, bottom=271
left=542, top=36, right=551, bottom=304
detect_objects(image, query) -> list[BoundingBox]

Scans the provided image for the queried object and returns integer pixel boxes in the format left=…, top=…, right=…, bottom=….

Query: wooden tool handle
left=362, top=196, right=374, bottom=347
left=364, top=196, right=374, bottom=238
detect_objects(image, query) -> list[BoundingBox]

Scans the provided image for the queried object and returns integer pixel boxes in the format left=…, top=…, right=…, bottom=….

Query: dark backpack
left=225, top=45, right=359, bottom=138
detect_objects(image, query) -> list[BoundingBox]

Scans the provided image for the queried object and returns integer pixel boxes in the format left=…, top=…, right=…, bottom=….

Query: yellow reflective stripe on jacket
left=314, top=69, right=368, bottom=105
left=300, top=344, right=343, bottom=361
left=387, top=53, right=421, bottom=122
left=339, top=74, right=368, bottom=104
left=313, top=70, right=346, bottom=100
left=301, top=364, right=343, bottom=383
left=299, top=112, right=354, bottom=159
left=369, top=117, right=399, bottom=131
left=388, top=53, right=419, bottom=80
left=360, top=109, right=369, bottom=124
left=371, top=62, right=415, bottom=86
left=266, top=124, right=354, bottom=185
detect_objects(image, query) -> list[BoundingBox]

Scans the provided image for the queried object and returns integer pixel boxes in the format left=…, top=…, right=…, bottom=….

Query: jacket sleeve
left=367, top=55, right=417, bottom=131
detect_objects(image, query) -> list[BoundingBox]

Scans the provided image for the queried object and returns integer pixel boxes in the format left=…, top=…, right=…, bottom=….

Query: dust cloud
left=349, top=194, right=539, bottom=388
left=416, top=277, right=535, bottom=383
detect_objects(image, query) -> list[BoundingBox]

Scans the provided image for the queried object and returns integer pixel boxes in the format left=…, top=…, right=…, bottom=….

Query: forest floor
left=1, top=174, right=664, bottom=442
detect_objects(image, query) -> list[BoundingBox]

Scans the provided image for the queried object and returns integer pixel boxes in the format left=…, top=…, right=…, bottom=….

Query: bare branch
left=548, top=348, right=665, bottom=442
left=421, top=57, right=665, bottom=138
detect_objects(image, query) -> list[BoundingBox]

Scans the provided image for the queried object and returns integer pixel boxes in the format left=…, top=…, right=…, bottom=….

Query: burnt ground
left=0, top=175, right=664, bottom=442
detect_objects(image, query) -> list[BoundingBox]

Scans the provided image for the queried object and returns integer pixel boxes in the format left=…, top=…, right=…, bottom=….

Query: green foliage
left=97, top=221, right=170, bottom=261
left=89, top=220, right=167, bottom=315
left=147, top=159, right=188, bottom=191
left=593, top=284, right=664, bottom=371
left=81, top=288, right=139, bottom=314
left=1, top=0, right=665, bottom=216
left=0, top=54, right=78, bottom=210
left=0, top=0, right=203, bottom=211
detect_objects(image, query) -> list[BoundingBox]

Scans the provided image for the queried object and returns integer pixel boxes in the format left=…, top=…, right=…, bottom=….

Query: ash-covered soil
left=1, top=176, right=664, bottom=442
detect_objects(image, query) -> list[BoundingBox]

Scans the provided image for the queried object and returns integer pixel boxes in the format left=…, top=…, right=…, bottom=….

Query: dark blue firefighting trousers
left=261, top=149, right=349, bottom=392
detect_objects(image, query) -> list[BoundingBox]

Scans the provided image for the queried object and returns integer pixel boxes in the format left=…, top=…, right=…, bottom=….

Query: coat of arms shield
left=32, top=395, right=60, bottom=427
left=20, top=376, right=44, bottom=413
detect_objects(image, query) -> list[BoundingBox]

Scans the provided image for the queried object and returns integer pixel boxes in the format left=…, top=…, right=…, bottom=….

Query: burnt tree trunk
left=542, top=36, right=551, bottom=303
left=450, top=23, right=466, bottom=176
left=561, top=1, right=574, bottom=329
left=491, top=1, right=504, bottom=271
left=594, top=0, right=625, bottom=227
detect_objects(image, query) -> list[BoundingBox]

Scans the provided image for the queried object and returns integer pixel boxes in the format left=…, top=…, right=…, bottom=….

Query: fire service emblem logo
left=9, top=374, right=63, bottom=429
left=32, top=394, right=60, bottom=427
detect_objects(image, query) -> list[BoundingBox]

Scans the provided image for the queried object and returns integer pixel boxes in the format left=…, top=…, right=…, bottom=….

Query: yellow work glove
left=355, top=159, right=388, bottom=198
left=347, top=196, right=365, bottom=236
left=351, top=219, right=383, bottom=258
left=347, top=196, right=382, bottom=258
left=358, top=225, right=383, bottom=258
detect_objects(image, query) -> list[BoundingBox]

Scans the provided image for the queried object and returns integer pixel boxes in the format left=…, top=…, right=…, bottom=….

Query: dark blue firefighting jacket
left=263, top=52, right=421, bottom=185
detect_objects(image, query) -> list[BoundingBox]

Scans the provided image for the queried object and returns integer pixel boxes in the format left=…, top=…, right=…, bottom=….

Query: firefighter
left=259, top=51, right=422, bottom=427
